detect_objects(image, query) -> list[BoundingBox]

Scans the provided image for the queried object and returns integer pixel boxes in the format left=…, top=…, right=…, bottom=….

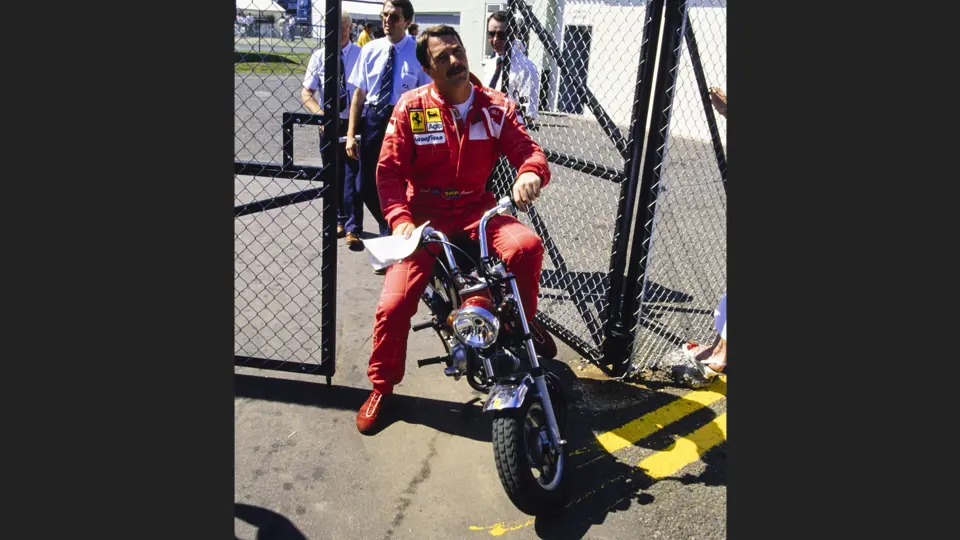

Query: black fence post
left=318, top=0, right=342, bottom=385
left=600, top=0, right=666, bottom=366
left=615, top=0, right=687, bottom=376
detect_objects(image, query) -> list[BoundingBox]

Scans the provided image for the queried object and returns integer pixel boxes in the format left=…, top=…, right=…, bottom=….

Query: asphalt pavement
left=235, top=206, right=727, bottom=539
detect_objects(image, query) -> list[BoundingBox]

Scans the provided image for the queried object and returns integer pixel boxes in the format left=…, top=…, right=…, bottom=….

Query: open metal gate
left=233, top=0, right=727, bottom=381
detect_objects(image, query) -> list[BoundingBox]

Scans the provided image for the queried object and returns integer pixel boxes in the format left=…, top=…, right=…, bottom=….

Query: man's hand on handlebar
left=512, top=172, right=542, bottom=212
left=394, top=221, right=416, bottom=239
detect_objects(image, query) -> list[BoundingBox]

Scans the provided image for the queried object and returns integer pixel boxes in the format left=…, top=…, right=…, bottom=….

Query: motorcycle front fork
left=492, top=263, right=566, bottom=451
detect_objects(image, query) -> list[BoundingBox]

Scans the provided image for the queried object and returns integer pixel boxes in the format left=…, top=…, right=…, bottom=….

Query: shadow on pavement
left=529, top=360, right=727, bottom=540
left=236, top=359, right=726, bottom=540
left=234, top=503, right=307, bottom=540
left=234, top=373, right=493, bottom=443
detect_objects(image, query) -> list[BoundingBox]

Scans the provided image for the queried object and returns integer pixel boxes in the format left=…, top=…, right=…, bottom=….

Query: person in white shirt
left=481, top=11, right=540, bottom=127
left=301, top=13, right=362, bottom=241
left=344, top=0, right=432, bottom=257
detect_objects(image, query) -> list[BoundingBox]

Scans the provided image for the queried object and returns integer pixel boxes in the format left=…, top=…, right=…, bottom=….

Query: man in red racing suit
left=356, top=24, right=555, bottom=434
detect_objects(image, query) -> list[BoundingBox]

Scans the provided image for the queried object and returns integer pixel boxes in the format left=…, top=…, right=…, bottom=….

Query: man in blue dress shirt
left=345, top=0, right=432, bottom=258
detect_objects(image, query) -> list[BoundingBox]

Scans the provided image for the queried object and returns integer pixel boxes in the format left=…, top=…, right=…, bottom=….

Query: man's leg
left=468, top=214, right=544, bottom=322
left=341, top=122, right=362, bottom=235
left=468, top=214, right=556, bottom=358
left=366, top=247, right=436, bottom=393
left=358, top=246, right=436, bottom=433
left=359, top=107, right=392, bottom=238
left=694, top=292, right=726, bottom=372
left=335, top=122, right=349, bottom=235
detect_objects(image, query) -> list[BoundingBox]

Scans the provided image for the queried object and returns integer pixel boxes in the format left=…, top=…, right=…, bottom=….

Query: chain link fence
left=235, top=1, right=340, bottom=378
left=623, top=0, right=727, bottom=376
left=486, top=0, right=726, bottom=377
left=233, top=0, right=725, bottom=379
left=486, top=0, right=660, bottom=367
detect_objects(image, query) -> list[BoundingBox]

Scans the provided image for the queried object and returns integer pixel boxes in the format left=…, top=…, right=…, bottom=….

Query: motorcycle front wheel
left=492, top=397, right=569, bottom=515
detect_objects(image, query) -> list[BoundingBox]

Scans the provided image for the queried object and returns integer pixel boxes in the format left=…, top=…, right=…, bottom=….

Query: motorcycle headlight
left=451, top=297, right=500, bottom=348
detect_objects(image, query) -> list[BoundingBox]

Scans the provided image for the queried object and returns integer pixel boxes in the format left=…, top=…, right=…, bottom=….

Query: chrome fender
left=482, top=375, right=534, bottom=412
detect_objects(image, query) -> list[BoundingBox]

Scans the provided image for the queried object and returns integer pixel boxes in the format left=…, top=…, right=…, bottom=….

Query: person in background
left=357, top=22, right=375, bottom=47
left=482, top=11, right=540, bottom=128
left=666, top=86, right=727, bottom=388
left=300, top=13, right=362, bottom=241
left=407, top=23, right=419, bottom=38
left=344, top=0, right=431, bottom=257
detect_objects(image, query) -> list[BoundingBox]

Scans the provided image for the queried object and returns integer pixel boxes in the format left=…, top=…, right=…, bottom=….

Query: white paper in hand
left=364, top=221, right=431, bottom=271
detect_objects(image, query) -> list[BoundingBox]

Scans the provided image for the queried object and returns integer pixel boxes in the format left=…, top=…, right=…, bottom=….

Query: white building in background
left=519, top=0, right=726, bottom=141
left=237, top=0, right=287, bottom=20
left=308, top=1, right=490, bottom=77
left=296, top=0, right=726, bottom=142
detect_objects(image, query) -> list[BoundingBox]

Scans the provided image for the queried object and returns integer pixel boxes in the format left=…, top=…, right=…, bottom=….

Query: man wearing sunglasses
left=482, top=11, right=540, bottom=128
left=345, top=0, right=432, bottom=258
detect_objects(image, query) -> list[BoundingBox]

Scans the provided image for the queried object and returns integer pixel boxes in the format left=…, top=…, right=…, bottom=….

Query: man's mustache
left=447, top=66, right=466, bottom=77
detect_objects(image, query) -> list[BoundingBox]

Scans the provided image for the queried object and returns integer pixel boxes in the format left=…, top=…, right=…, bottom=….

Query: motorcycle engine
left=449, top=338, right=469, bottom=373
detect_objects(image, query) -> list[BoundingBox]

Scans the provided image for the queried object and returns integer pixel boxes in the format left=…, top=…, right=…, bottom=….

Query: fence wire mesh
left=235, top=3, right=336, bottom=373
left=233, top=0, right=725, bottom=375
left=487, top=0, right=655, bottom=362
left=627, top=0, right=727, bottom=375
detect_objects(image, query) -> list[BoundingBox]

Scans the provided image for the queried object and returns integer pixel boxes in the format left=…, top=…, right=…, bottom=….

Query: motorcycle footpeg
left=443, top=366, right=463, bottom=380
left=416, top=356, right=446, bottom=368
left=412, top=319, right=437, bottom=332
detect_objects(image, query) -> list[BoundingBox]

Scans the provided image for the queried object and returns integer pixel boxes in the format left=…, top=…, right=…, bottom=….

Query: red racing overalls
left=368, top=74, right=552, bottom=394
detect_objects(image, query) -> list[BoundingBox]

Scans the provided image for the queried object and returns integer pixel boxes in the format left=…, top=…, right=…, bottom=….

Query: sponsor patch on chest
left=409, top=109, right=426, bottom=133
left=413, top=132, right=446, bottom=145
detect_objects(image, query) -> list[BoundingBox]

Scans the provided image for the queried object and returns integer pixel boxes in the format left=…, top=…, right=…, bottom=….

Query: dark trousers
left=333, top=120, right=359, bottom=229
left=350, top=104, right=393, bottom=237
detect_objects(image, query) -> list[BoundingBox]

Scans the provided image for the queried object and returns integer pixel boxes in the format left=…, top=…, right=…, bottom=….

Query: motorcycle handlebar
left=419, top=194, right=529, bottom=268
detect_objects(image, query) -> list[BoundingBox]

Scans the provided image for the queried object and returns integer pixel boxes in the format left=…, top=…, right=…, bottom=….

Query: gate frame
left=233, top=0, right=726, bottom=381
left=617, top=0, right=703, bottom=377
left=233, top=0, right=343, bottom=386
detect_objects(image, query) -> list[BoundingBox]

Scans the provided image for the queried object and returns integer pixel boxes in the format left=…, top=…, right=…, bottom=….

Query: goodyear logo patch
left=409, top=109, right=425, bottom=133
left=413, top=132, right=446, bottom=145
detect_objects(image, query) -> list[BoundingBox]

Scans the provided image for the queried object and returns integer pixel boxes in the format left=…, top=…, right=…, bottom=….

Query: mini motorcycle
left=410, top=196, right=569, bottom=515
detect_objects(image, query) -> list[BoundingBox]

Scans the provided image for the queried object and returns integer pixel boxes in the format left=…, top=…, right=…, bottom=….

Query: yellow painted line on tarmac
left=468, top=519, right=536, bottom=536
left=637, top=412, right=727, bottom=479
left=593, top=376, right=726, bottom=455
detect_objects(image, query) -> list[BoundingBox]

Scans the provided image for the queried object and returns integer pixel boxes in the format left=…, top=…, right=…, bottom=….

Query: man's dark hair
left=415, top=24, right=465, bottom=70
left=383, top=0, right=415, bottom=22
left=408, top=23, right=419, bottom=33
left=364, top=22, right=374, bottom=30
left=487, top=10, right=510, bottom=28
